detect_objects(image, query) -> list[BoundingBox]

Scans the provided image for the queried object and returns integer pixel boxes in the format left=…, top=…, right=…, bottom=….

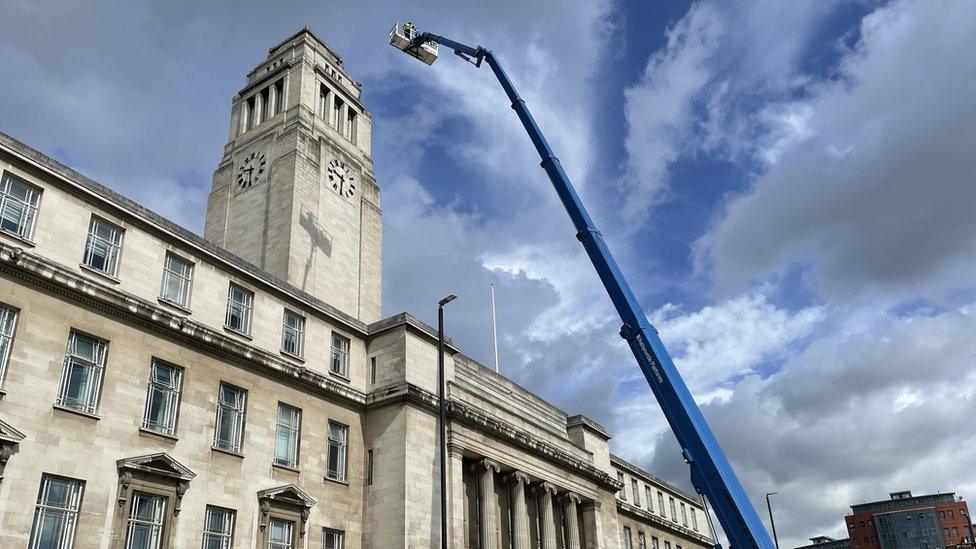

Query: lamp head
left=439, top=294, right=458, bottom=307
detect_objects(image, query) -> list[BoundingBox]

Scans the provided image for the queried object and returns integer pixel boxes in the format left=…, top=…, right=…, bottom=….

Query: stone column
left=476, top=458, right=501, bottom=549
left=580, top=500, right=602, bottom=549
left=534, top=482, right=559, bottom=549
left=561, top=492, right=582, bottom=549
left=507, top=471, right=531, bottom=549
left=448, top=444, right=467, bottom=549
left=326, top=91, right=335, bottom=126
left=240, top=101, right=250, bottom=134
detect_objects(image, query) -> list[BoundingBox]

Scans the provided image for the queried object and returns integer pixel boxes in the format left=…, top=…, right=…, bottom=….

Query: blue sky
left=2, top=0, right=975, bottom=545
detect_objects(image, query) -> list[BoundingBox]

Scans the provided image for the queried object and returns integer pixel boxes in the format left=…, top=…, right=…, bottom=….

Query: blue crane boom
left=390, top=25, right=775, bottom=549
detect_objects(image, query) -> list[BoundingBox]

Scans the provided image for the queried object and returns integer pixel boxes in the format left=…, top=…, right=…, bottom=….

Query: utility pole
left=766, top=492, right=780, bottom=549
left=490, top=283, right=499, bottom=373
left=437, top=294, right=457, bottom=549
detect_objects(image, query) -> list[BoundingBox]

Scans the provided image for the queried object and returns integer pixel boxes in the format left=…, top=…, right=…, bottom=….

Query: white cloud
left=695, top=0, right=976, bottom=302
left=612, top=289, right=821, bottom=472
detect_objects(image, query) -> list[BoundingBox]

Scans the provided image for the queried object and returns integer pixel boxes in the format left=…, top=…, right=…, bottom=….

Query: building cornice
left=617, top=500, right=715, bottom=546
left=366, top=312, right=460, bottom=354
left=365, top=381, right=623, bottom=492
left=0, top=244, right=368, bottom=408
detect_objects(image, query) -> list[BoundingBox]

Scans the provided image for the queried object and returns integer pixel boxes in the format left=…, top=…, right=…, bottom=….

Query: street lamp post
left=766, top=492, right=781, bottom=549
left=438, top=294, right=457, bottom=549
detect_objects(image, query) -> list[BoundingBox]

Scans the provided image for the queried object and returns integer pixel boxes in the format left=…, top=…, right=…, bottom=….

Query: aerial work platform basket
left=389, top=22, right=439, bottom=65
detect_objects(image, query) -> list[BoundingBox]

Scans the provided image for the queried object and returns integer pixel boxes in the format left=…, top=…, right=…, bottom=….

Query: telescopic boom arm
left=395, top=28, right=776, bottom=549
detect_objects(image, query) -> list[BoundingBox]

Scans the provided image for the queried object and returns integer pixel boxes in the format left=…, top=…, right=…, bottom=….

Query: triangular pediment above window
left=116, top=453, right=196, bottom=482
left=257, top=484, right=316, bottom=509
left=0, top=417, right=26, bottom=445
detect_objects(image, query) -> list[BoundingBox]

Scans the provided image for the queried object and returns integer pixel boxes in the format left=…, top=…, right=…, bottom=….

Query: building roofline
left=848, top=491, right=959, bottom=514
left=267, top=27, right=343, bottom=66
left=610, top=453, right=702, bottom=505
left=0, top=131, right=368, bottom=336
left=567, top=414, right=611, bottom=440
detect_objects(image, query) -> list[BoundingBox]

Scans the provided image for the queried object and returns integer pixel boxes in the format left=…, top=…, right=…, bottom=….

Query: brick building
left=846, top=491, right=973, bottom=549
left=800, top=491, right=974, bottom=549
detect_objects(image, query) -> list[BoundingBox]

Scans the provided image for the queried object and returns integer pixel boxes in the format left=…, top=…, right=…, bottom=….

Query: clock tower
left=204, top=28, right=382, bottom=323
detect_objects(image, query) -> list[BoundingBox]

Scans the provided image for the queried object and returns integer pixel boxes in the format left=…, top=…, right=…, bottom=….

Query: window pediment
left=258, top=484, right=316, bottom=539
left=257, top=483, right=316, bottom=508
left=117, top=452, right=196, bottom=482
left=117, top=453, right=195, bottom=516
left=0, top=417, right=25, bottom=481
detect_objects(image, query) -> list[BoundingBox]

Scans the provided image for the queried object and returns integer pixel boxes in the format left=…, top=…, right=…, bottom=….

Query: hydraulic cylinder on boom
left=389, top=23, right=776, bottom=549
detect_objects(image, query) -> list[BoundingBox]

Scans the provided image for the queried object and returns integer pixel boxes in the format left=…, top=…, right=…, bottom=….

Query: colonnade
left=472, top=457, right=587, bottom=549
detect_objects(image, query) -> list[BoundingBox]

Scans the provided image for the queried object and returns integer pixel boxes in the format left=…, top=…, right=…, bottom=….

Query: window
left=274, top=403, right=301, bottom=468
left=214, top=383, right=247, bottom=453
left=645, top=486, right=654, bottom=512
left=326, top=421, right=348, bottom=482
left=124, top=492, right=166, bottom=549
left=225, top=283, right=253, bottom=334
left=260, top=88, right=270, bottom=124
left=952, top=528, right=959, bottom=537
left=281, top=310, right=305, bottom=357
left=692, top=507, right=699, bottom=531
left=370, top=356, right=376, bottom=384
left=29, top=474, right=84, bottom=549
left=632, top=479, right=641, bottom=506
left=652, top=537, right=660, bottom=549
left=670, top=497, right=677, bottom=521
left=681, top=502, right=688, bottom=525
left=268, top=518, right=294, bottom=549
left=56, top=331, right=107, bottom=414
left=330, top=333, right=349, bottom=377
left=665, top=541, right=672, bottom=549
left=142, top=360, right=183, bottom=435
left=319, top=85, right=330, bottom=119
left=658, top=491, right=666, bottom=517
left=324, top=529, right=344, bottom=549
left=366, top=449, right=373, bottom=486
left=944, top=529, right=951, bottom=536
left=83, top=216, right=124, bottom=277
left=346, top=110, right=357, bottom=144
left=617, top=472, right=626, bottom=500
left=949, top=510, right=955, bottom=519
left=638, top=532, right=647, bottom=549
left=623, top=527, right=633, bottom=549
left=0, top=303, right=18, bottom=385
left=159, top=253, right=193, bottom=308
left=0, top=172, right=41, bottom=240
left=202, top=506, right=235, bottom=549
left=333, top=97, right=345, bottom=133
left=273, top=79, right=285, bottom=114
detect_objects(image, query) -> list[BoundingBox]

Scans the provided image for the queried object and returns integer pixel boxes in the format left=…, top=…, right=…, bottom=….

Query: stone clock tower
left=204, top=28, right=381, bottom=323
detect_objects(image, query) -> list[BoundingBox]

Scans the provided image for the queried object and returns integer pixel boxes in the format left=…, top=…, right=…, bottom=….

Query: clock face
left=328, top=158, right=356, bottom=198
left=237, top=151, right=267, bottom=189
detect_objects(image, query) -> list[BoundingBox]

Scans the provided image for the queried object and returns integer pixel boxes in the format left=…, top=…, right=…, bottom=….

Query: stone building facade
left=0, top=28, right=714, bottom=549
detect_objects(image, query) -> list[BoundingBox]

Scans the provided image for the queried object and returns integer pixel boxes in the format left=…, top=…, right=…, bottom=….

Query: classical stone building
left=0, top=28, right=715, bottom=549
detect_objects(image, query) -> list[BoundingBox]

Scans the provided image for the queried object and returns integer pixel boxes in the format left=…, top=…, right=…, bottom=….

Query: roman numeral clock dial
left=237, top=151, right=267, bottom=189
left=328, top=159, right=356, bottom=198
